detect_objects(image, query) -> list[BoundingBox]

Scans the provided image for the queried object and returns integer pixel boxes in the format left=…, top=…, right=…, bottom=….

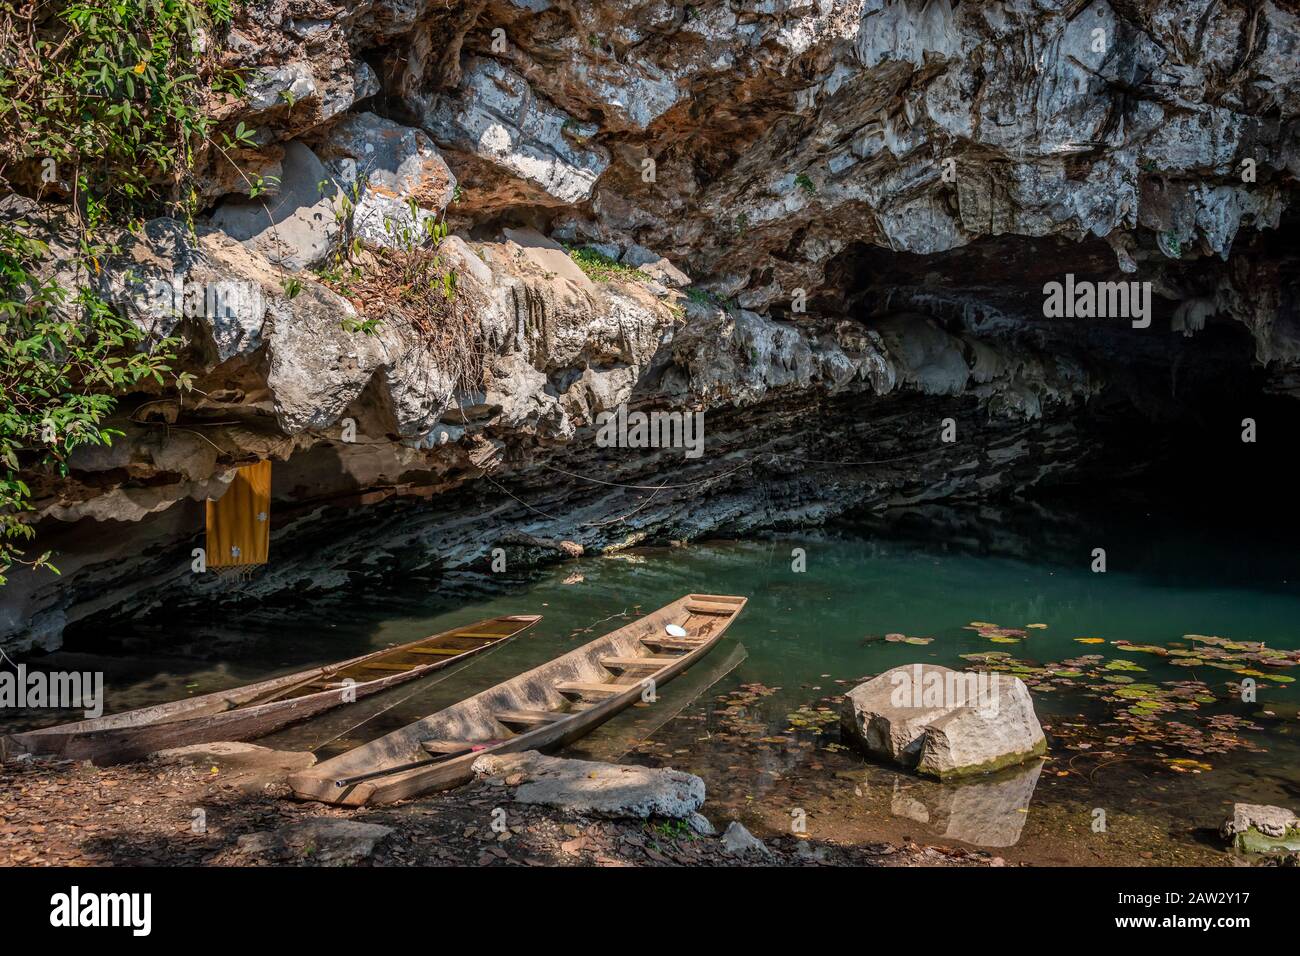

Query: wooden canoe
left=0, top=615, right=541, bottom=765
left=288, top=593, right=747, bottom=806
left=572, top=641, right=748, bottom=763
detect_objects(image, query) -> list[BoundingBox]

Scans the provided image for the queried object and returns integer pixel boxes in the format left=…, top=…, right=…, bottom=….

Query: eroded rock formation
left=5, top=0, right=1300, bottom=649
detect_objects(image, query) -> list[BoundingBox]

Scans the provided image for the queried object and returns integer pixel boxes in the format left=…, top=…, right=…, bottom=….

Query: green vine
left=0, top=0, right=237, bottom=585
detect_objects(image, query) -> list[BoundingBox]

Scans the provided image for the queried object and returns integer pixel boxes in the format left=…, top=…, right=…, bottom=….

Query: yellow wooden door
left=206, top=460, right=271, bottom=567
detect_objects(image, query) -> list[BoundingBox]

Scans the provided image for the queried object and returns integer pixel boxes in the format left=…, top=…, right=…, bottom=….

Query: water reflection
left=889, top=758, right=1045, bottom=848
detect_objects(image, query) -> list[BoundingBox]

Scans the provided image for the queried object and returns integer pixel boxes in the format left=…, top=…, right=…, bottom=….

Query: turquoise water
left=11, top=508, right=1300, bottom=864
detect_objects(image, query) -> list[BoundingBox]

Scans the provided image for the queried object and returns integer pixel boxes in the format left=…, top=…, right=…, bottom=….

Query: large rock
left=1220, top=803, right=1300, bottom=853
left=621, top=244, right=691, bottom=288
left=841, top=663, right=1047, bottom=780
left=424, top=56, right=609, bottom=207
left=315, top=112, right=457, bottom=249
left=235, top=819, right=393, bottom=865
left=471, top=751, right=705, bottom=819
left=156, top=741, right=316, bottom=793
left=209, top=141, right=343, bottom=270
left=240, top=57, right=380, bottom=139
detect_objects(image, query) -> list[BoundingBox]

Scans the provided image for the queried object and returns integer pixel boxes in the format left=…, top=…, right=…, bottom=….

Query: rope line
left=539, top=457, right=754, bottom=490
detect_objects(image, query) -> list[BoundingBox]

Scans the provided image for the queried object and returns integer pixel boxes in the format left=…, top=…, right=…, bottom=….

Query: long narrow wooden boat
left=288, top=593, right=747, bottom=806
left=0, top=615, right=541, bottom=765
left=574, top=641, right=748, bottom=763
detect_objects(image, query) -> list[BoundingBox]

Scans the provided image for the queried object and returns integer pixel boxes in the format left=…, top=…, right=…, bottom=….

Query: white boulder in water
left=840, top=663, right=1047, bottom=780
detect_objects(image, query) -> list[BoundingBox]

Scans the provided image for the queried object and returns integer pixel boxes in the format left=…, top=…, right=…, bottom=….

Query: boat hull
left=288, top=594, right=747, bottom=806
left=1, top=615, right=540, bottom=765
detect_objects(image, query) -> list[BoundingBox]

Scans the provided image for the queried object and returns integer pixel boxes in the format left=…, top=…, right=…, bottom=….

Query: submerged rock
left=841, top=663, right=1046, bottom=780
left=1220, top=803, right=1300, bottom=854
left=471, top=751, right=705, bottom=819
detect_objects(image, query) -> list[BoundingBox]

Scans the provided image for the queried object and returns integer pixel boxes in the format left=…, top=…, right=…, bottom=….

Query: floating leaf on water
left=1026, top=623, right=1048, bottom=629
left=883, top=633, right=933, bottom=645
left=963, top=622, right=1028, bottom=640
left=1112, top=642, right=1169, bottom=655
left=1167, top=758, right=1212, bottom=773
left=1074, top=638, right=1105, bottom=644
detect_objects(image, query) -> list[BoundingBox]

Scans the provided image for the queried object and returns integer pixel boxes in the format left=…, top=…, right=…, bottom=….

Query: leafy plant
left=204, top=0, right=233, bottom=25
left=247, top=173, right=279, bottom=200
left=0, top=224, right=182, bottom=584
left=794, top=173, right=816, bottom=196
left=318, top=197, right=483, bottom=395
left=646, top=818, right=695, bottom=842
left=1, top=0, right=226, bottom=222
left=1158, top=230, right=1182, bottom=259
left=341, top=315, right=381, bottom=336
left=219, top=121, right=258, bottom=151
left=0, top=1, right=234, bottom=585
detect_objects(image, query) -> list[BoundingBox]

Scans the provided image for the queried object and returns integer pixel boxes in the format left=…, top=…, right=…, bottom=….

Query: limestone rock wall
left=5, top=0, right=1299, bottom=649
